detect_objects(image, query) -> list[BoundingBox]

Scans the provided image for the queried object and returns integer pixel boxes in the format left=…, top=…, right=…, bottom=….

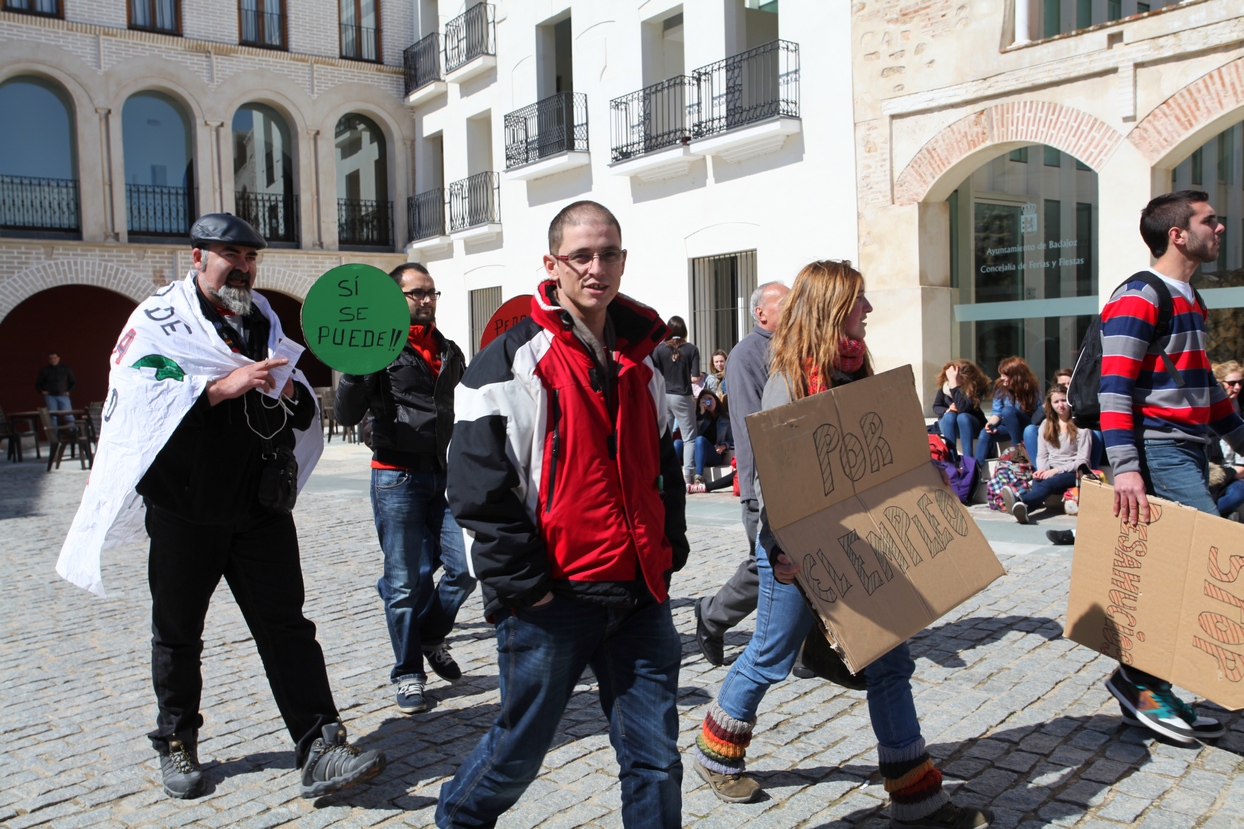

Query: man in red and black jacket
left=436, top=201, right=688, bottom=829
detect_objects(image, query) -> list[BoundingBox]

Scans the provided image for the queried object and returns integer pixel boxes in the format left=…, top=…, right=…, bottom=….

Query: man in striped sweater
left=1099, top=189, right=1241, bottom=744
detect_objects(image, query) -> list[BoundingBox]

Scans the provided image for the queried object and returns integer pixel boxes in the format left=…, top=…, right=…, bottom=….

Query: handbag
left=257, top=439, right=299, bottom=514
left=799, top=625, right=867, bottom=691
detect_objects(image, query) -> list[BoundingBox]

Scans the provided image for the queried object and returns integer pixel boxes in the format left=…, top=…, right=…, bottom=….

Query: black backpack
left=1066, top=271, right=1203, bottom=430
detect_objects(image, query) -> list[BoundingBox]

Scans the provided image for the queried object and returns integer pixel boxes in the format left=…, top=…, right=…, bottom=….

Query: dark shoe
left=694, top=598, right=724, bottom=667
left=160, top=735, right=205, bottom=799
left=891, top=802, right=992, bottom=828
left=693, top=758, right=761, bottom=803
left=299, top=723, right=385, bottom=799
left=1106, top=667, right=1223, bottom=743
left=396, top=677, right=429, bottom=713
left=423, top=643, right=462, bottom=682
left=1045, top=529, right=1075, bottom=545
left=791, top=658, right=816, bottom=679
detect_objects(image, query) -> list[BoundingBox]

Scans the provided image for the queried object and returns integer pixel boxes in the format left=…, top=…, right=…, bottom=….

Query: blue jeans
left=715, top=539, right=924, bottom=756
left=1021, top=471, right=1076, bottom=506
left=973, top=405, right=1031, bottom=466
left=372, top=467, right=477, bottom=684
left=436, top=596, right=683, bottom=828
left=45, top=394, right=74, bottom=428
left=673, top=436, right=726, bottom=477
left=938, top=411, right=983, bottom=456
left=1218, top=479, right=1244, bottom=517
left=1139, top=439, right=1217, bottom=515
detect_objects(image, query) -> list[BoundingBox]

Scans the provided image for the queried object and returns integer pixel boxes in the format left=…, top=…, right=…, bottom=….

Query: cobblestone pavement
left=2, top=442, right=1241, bottom=829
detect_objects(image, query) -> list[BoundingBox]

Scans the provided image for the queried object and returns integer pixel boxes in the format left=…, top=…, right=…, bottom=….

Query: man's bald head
left=548, top=200, right=622, bottom=253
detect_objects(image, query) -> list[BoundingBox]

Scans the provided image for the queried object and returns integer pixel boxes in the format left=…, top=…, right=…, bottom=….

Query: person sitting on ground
left=1208, top=361, right=1244, bottom=520
left=1021, top=367, right=1070, bottom=463
left=677, top=390, right=734, bottom=493
left=703, top=349, right=729, bottom=398
left=932, top=359, right=989, bottom=456
left=972, top=356, right=1039, bottom=468
left=1000, top=384, right=1091, bottom=524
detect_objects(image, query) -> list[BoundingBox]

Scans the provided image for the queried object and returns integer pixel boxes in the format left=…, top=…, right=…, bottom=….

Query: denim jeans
left=45, top=394, right=74, bottom=428
left=973, top=405, right=1031, bottom=466
left=715, top=538, right=924, bottom=756
left=1217, top=480, right=1244, bottom=517
left=436, top=595, right=683, bottom=828
left=372, top=467, right=477, bottom=684
left=1021, top=470, right=1077, bottom=506
left=938, top=410, right=982, bottom=456
left=673, top=436, right=726, bottom=477
left=1138, top=439, right=1217, bottom=515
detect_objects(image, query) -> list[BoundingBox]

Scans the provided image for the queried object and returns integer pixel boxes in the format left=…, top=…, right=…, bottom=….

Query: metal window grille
left=609, top=76, right=695, bottom=163
left=126, top=183, right=194, bottom=236
left=469, top=286, right=502, bottom=356
left=337, top=198, right=392, bottom=247
left=407, top=189, right=446, bottom=242
left=444, top=3, right=495, bottom=74
left=447, top=172, right=500, bottom=233
left=0, top=175, right=80, bottom=232
left=403, top=32, right=442, bottom=95
left=235, top=191, right=297, bottom=244
left=504, top=91, right=589, bottom=170
left=690, top=250, right=758, bottom=358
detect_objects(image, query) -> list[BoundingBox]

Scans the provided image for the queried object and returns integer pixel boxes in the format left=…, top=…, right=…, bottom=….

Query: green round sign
left=301, top=264, right=409, bottom=374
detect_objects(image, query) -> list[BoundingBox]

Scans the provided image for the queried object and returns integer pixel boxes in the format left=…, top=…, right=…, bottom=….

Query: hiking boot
left=160, top=735, right=205, bottom=799
left=693, top=758, right=761, bottom=803
left=891, top=802, right=992, bottom=829
left=396, top=677, right=429, bottom=713
left=423, top=643, right=462, bottom=683
left=694, top=598, right=724, bottom=666
left=1046, top=529, right=1075, bottom=546
left=299, top=723, right=385, bottom=799
left=1000, top=486, right=1027, bottom=524
left=1106, top=667, right=1224, bottom=743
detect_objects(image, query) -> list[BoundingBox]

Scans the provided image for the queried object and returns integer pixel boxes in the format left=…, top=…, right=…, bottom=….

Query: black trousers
left=146, top=504, right=339, bottom=765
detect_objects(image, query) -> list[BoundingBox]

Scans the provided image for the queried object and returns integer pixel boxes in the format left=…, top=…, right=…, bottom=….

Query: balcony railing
left=610, top=75, right=696, bottom=162
left=126, top=183, right=194, bottom=237
left=504, top=91, right=589, bottom=170
left=444, top=3, right=495, bottom=74
left=407, top=189, right=446, bottom=242
left=0, top=175, right=80, bottom=232
left=341, top=22, right=380, bottom=62
left=239, top=5, right=285, bottom=49
left=692, top=39, right=799, bottom=139
left=3, top=0, right=62, bottom=18
left=338, top=198, right=392, bottom=247
left=236, top=191, right=297, bottom=244
left=448, top=172, right=500, bottom=233
left=403, top=32, right=443, bottom=95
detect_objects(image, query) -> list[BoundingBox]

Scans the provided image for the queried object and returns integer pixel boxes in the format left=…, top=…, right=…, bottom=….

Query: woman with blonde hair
left=691, top=260, right=990, bottom=829
left=932, top=359, right=990, bottom=455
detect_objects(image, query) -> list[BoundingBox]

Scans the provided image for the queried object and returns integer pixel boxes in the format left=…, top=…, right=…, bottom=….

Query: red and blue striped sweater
left=1099, top=270, right=1244, bottom=476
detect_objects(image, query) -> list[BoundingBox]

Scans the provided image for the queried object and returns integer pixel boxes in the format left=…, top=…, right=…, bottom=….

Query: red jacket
left=447, top=281, right=688, bottom=615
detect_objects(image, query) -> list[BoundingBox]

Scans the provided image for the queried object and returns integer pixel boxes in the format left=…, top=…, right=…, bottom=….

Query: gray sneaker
left=396, top=677, right=429, bottom=713
left=160, top=735, right=205, bottom=799
left=299, top=723, right=385, bottom=799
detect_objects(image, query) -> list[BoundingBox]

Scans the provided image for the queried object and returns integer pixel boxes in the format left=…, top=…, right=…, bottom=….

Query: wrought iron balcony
left=239, top=4, right=285, bottom=49
left=444, top=3, right=495, bottom=75
left=341, top=22, right=380, bottom=62
left=235, top=191, right=297, bottom=244
left=407, top=189, right=446, bottom=242
left=338, top=198, right=392, bottom=248
left=610, top=76, right=696, bottom=163
left=0, top=175, right=79, bottom=233
left=403, top=32, right=443, bottom=96
left=692, top=39, right=799, bottom=138
left=504, top=92, right=589, bottom=170
left=3, top=0, right=62, bottom=18
left=447, top=172, right=500, bottom=233
left=126, top=183, right=193, bottom=237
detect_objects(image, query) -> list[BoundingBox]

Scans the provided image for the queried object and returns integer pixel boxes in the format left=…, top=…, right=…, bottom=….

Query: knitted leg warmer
left=879, top=738, right=949, bottom=822
left=694, top=701, right=755, bottom=775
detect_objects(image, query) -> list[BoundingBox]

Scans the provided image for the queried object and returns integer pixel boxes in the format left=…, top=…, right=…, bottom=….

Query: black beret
left=190, top=213, right=267, bottom=250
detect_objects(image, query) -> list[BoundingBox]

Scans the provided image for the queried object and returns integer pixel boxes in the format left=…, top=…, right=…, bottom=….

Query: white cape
left=56, top=271, right=324, bottom=596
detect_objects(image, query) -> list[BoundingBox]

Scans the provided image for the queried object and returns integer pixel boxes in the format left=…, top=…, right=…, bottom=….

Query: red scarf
left=408, top=324, right=442, bottom=376
left=802, top=339, right=867, bottom=395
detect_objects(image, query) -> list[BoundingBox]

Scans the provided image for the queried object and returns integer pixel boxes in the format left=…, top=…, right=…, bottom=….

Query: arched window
left=123, top=91, right=194, bottom=237
left=0, top=76, right=79, bottom=235
left=335, top=113, right=391, bottom=248
left=233, top=103, right=296, bottom=244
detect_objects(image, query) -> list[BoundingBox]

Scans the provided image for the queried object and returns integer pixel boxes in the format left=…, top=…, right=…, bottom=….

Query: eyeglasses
left=551, top=249, right=627, bottom=268
left=403, top=289, right=441, bottom=302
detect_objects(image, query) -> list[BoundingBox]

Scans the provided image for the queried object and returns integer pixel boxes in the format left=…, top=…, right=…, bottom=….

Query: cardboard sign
left=480, top=294, right=532, bottom=352
left=1065, top=479, right=1244, bottom=710
left=747, top=365, right=1006, bottom=672
left=301, top=264, right=409, bottom=374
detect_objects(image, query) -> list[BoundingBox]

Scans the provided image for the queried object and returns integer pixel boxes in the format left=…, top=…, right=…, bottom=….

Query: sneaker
left=694, top=598, right=724, bottom=666
left=693, top=758, right=761, bottom=803
left=1000, top=486, right=1027, bottom=524
left=423, top=643, right=463, bottom=682
left=891, top=802, right=992, bottom=829
left=396, top=677, right=429, bottom=713
left=1046, top=529, right=1075, bottom=546
left=160, top=735, right=205, bottom=799
left=687, top=482, right=707, bottom=494
left=299, top=723, right=386, bottom=799
left=1064, top=499, right=1078, bottom=516
left=1105, top=667, right=1224, bottom=743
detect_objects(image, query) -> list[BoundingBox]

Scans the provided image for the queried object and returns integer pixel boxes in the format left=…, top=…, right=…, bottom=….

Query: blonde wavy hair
left=769, top=260, right=871, bottom=400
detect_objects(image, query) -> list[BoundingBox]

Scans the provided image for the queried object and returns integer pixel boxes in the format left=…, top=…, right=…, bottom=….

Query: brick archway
left=0, top=260, right=154, bottom=321
left=893, top=102, right=1123, bottom=205
left=1128, top=56, right=1244, bottom=167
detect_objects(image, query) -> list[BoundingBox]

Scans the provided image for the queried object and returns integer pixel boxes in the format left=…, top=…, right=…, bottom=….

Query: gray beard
left=213, top=284, right=254, bottom=316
